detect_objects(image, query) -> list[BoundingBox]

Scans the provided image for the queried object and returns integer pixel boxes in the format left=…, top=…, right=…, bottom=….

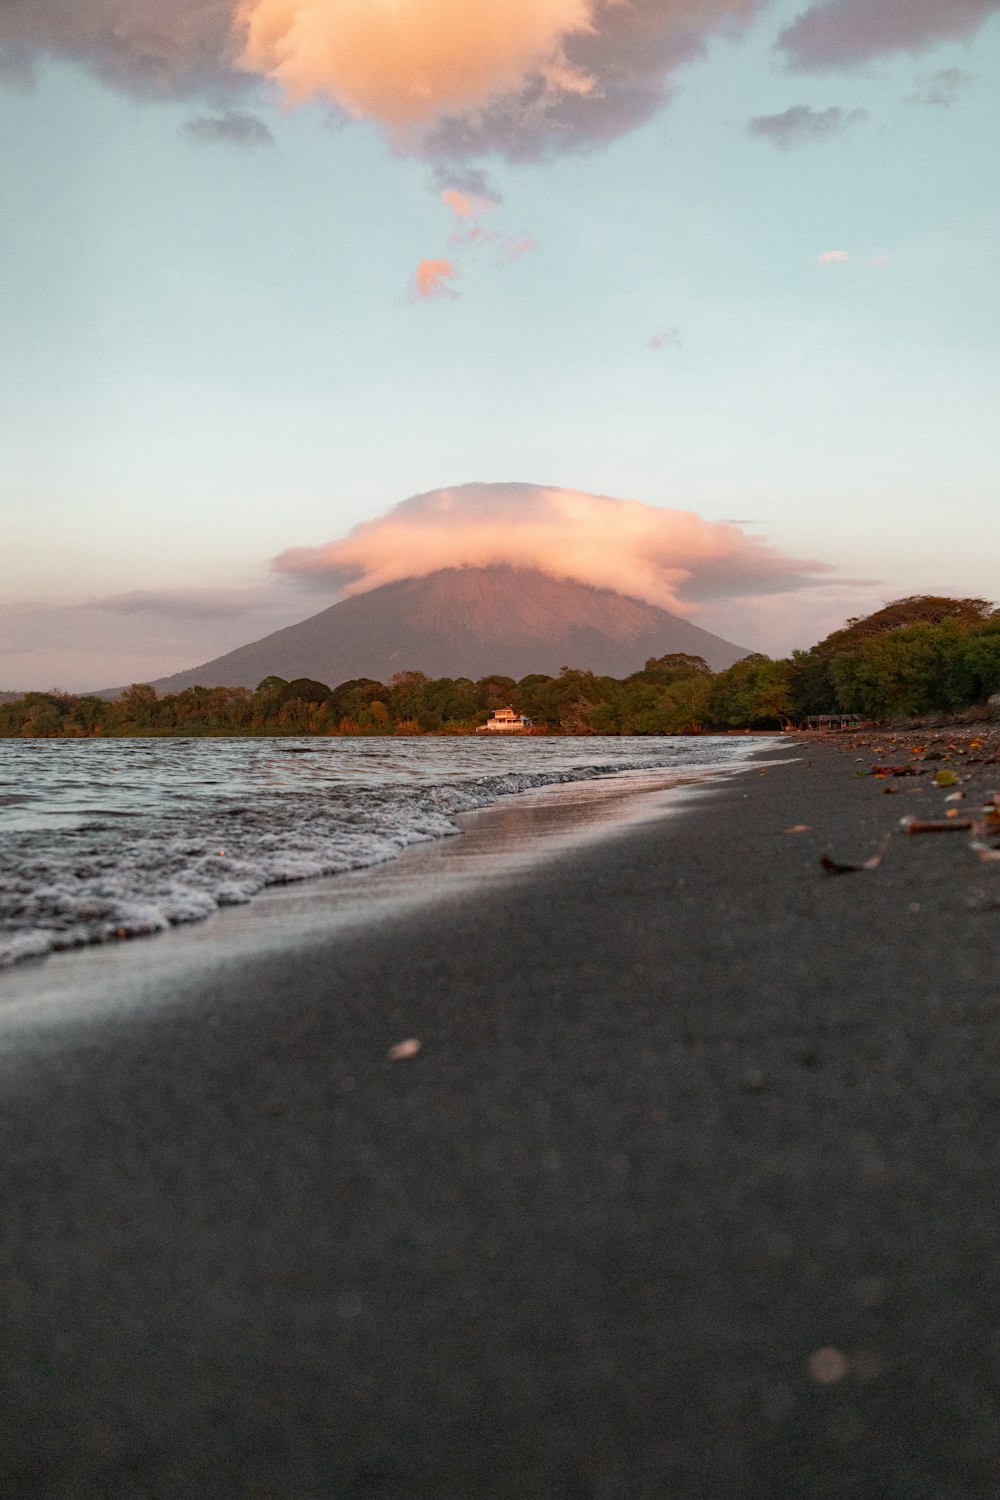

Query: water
left=0, top=736, right=760, bottom=968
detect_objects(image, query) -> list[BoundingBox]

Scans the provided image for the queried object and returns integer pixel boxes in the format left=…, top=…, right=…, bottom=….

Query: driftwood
left=899, top=816, right=973, bottom=834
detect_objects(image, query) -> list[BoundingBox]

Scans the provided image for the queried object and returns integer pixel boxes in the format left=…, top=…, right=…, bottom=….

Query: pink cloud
left=817, top=249, right=849, bottom=264
left=648, top=327, right=682, bottom=350
left=504, top=236, right=535, bottom=261
left=448, top=223, right=536, bottom=260
left=409, top=258, right=459, bottom=301
left=439, top=188, right=536, bottom=271
left=235, top=0, right=596, bottom=131
left=441, top=188, right=499, bottom=220
left=274, top=481, right=832, bottom=613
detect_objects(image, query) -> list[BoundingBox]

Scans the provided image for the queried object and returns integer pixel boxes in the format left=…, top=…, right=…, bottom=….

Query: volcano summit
left=150, top=566, right=749, bottom=693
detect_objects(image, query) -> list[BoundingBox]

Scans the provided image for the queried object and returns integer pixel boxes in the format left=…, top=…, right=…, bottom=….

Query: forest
left=2, top=596, right=999, bottom=738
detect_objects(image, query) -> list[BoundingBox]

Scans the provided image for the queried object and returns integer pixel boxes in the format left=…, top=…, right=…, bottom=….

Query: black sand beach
left=3, top=734, right=1000, bottom=1499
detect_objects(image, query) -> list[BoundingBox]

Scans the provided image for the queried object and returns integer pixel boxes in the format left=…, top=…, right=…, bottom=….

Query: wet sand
left=2, top=734, right=1000, bottom=1498
left=0, top=761, right=750, bottom=1033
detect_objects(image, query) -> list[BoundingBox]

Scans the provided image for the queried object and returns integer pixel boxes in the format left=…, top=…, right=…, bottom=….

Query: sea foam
left=0, top=736, right=756, bottom=967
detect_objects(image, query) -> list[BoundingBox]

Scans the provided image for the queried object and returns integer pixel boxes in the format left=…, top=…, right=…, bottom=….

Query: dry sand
left=2, top=732, right=1000, bottom=1499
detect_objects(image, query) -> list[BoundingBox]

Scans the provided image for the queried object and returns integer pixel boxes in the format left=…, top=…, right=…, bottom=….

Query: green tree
left=817, top=596, right=996, bottom=656
left=709, top=656, right=792, bottom=728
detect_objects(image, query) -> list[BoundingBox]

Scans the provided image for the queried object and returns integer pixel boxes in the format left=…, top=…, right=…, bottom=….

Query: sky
left=1, top=0, right=998, bottom=691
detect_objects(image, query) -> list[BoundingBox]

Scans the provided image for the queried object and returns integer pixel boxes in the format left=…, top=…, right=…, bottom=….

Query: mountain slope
left=150, top=566, right=749, bottom=692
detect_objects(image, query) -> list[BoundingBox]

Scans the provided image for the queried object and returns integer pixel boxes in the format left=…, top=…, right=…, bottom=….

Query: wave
left=0, top=740, right=758, bottom=968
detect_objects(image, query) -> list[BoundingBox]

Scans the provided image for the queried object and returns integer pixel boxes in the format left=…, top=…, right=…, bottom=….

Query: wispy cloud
left=0, top=586, right=304, bottom=693
left=429, top=164, right=503, bottom=204
left=441, top=188, right=485, bottom=219
left=779, top=0, right=998, bottom=71
left=274, top=480, right=833, bottom=613
left=443, top=189, right=536, bottom=263
left=817, top=249, right=849, bottom=264
left=409, top=187, right=534, bottom=301
left=408, top=258, right=459, bottom=302
left=747, top=103, right=867, bottom=149
left=648, top=327, right=682, bottom=351
left=181, top=110, right=276, bottom=148
left=502, top=236, right=535, bottom=262
left=906, top=68, right=974, bottom=107
left=90, top=587, right=277, bottom=619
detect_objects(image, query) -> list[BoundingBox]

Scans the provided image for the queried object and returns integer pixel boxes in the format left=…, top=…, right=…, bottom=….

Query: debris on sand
left=821, top=834, right=891, bottom=875
left=388, top=1037, right=422, bottom=1061
left=899, top=816, right=973, bottom=835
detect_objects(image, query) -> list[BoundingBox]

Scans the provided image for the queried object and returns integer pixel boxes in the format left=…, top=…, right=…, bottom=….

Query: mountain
left=148, top=566, right=749, bottom=693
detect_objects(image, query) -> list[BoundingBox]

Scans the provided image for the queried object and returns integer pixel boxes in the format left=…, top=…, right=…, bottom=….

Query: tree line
left=2, top=596, right=999, bottom=738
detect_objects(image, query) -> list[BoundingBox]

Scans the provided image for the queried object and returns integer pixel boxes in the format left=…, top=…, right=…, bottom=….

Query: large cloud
left=415, top=0, right=763, bottom=160
left=274, top=481, right=831, bottom=613
left=778, top=0, right=1000, bottom=71
left=235, top=0, right=595, bottom=125
left=5, top=0, right=994, bottom=158
left=1, top=0, right=762, bottom=159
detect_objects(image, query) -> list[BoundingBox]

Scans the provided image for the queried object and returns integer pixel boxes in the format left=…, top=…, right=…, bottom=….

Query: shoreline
left=2, top=736, right=1000, bottom=1496
left=0, top=746, right=771, bottom=1014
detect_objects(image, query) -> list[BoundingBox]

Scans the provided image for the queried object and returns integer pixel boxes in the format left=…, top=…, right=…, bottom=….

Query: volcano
left=149, top=566, right=749, bottom=693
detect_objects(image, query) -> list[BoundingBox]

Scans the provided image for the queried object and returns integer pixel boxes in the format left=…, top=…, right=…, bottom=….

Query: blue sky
left=1, top=0, right=998, bottom=689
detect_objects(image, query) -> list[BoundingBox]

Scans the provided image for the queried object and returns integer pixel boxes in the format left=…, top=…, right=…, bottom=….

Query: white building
left=476, top=706, right=533, bottom=735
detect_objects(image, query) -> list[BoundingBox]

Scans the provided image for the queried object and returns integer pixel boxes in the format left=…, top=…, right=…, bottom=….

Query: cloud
left=417, top=0, right=766, bottom=161
left=501, top=236, right=535, bottom=261
left=429, top=165, right=503, bottom=204
left=441, top=187, right=495, bottom=220
left=0, top=0, right=243, bottom=100
left=747, top=103, right=867, bottom=148
left=779, top=0, right=1000, bottom=71
left=0, top=2, right=763, bottom=154
left=181, top=109, right=276, bottom=146
left=442, top=189, right=536, bottom=264
left=408, top=258, right=459, bottom=301
left=89, top=586, right=277, bottom=618
left=0, top=42, right=35, bottom=89
left=907, top=67, right=974, bottom=106
left=0, top=585, right=305, bottom=691
left=817, top=249, right=848, bottom=263
left=273, top=481, right=832, bottom=614
left=6, top=0, right=993, bottom=163
left=648, top=327, right=682, bottom=350
left=234, top=0, right=597, bottom=128
left=405, top=181, right=533, bottom=304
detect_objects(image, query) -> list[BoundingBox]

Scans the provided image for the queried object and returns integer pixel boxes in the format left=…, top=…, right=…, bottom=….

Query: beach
left=3, top=732, right=1000, bottom=1498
